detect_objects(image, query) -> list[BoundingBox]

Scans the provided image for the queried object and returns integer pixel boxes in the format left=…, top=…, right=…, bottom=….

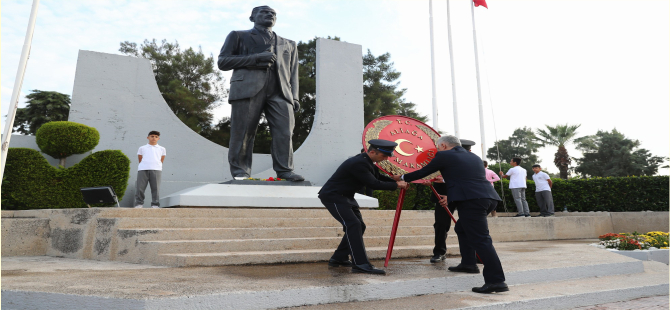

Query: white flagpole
left=446, top=0, right=459, bottom=138
left=428, top=0, right=439, bottom=131
left=1, top=0, right=41, bottom=186
left=470, top=0, right=486, bottom=155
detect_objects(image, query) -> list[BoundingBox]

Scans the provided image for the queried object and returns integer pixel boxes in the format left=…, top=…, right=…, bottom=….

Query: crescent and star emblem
left=394, top=139, right=423, bottom=157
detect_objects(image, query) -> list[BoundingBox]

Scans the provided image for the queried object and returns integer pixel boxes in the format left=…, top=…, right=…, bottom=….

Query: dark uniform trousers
left=319, top=194, right=370, bottom=266
left=228, top=69, right=295, bottom=177
left=433, top=203, right=456, bottom=256
left=452, top=198, right=506, bottom=284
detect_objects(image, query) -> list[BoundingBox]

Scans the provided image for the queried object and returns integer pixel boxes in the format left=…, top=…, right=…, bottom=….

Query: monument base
left=219, top=180, right=312, bottom=186
left=158, top=184, right=378, bottom=208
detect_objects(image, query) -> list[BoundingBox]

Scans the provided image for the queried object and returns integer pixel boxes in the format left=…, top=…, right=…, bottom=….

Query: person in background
left=483, top=160, right=501, bottom=217
left=532, top=164, right=555, bottom=217
left=499, top=157, right=529, bottom=217
left=135, top=131, right=166, bottom=208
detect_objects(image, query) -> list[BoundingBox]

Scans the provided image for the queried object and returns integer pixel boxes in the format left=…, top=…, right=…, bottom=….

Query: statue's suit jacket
left=218, top=28, right=299, bottom=105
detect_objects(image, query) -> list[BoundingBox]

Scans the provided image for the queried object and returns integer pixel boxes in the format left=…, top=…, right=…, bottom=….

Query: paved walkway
left=574, top=295, right=669, bottom=310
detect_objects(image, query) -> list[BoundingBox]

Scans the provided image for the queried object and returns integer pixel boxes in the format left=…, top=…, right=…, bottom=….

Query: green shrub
left=36, top=121, right=99, bottom=160
left=1, top=148, right=130, bottom=210
left=374, top=176, right=669, bottom=212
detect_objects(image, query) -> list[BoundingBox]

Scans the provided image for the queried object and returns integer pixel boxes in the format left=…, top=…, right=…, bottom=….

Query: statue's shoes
left=277, top=172, right=305, bottom=182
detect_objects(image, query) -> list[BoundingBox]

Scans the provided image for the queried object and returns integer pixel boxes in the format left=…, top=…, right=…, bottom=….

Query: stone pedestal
left=158, top=184, right=378, bottom=208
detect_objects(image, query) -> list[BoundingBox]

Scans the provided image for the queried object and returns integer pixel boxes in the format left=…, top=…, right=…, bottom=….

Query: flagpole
left=446, top=0, right=459, bottom=138
left=470, top=0, right=486, bottom=155
left=428, top=0, right=439, bottom=131
left=1, top=0, right=40, bottom=186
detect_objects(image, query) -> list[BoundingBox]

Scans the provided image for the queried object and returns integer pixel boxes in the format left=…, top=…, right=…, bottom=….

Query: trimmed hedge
left=36, top=121, right=99, bottom=160
left=374, top=176, right=669, bottom=212
left=1, top=148, right=130, bottom=210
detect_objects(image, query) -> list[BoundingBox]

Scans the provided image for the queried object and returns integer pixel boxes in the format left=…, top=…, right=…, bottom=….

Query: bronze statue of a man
left=218, top=5, right=304, bottom=181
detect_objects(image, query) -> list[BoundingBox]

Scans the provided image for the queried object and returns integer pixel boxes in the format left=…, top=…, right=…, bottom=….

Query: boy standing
left=499, top=157, right=529, bottom=217
left=532, top=164, right=554, bottom=217
left=134, top=131, right=166, bottom=208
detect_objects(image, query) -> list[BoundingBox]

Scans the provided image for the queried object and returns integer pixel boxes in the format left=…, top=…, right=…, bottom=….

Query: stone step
left=288, top=261, right=669, bottom=310
left=158, top=245, right=459, bottom=267
left=120, top=226, right=449, bottom=240
left=96, top=208, right=437, bottom=219
left=140, top=235, right=437, bottom=254
left=115, top=217, right=434, bottom=229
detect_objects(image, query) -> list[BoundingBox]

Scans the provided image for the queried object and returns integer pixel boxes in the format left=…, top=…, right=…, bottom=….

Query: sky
left=2, top=0, right=668, bottom=175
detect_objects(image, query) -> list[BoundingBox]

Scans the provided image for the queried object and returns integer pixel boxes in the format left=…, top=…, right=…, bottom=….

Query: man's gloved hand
left=293, top=100, right=300, bottom=112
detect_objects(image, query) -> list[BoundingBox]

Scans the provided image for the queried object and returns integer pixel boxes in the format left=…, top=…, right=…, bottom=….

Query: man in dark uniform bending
left=393, top=135, right=508, bottom=293
left=319, top=139, right=409, bottom=275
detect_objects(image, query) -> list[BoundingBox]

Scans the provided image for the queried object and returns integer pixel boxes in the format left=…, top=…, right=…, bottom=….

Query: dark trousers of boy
left=135, top=170, right=161, bottom=207
left=319, top=194, right=370, bottom=266
left=535, top=191, right=555, bottom=216
left=453, top=198, right=506, bottom=284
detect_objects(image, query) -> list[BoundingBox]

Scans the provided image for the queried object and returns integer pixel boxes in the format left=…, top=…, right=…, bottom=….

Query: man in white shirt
left=499, top=157, right=530, bottom=217
left=134, top=131, right=166, bottom=208
left=532, top=164, right=554, bottom=217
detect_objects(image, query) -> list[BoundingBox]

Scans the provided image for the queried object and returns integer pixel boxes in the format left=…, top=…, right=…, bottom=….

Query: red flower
left=268, top=177, right=275, bottom=181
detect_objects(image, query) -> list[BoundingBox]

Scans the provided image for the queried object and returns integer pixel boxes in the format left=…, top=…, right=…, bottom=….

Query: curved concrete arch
left=67, top=38, right=363, bottom=207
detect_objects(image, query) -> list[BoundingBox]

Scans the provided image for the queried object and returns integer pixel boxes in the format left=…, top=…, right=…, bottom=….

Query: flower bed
left=597, top=231, right=669, bottom=250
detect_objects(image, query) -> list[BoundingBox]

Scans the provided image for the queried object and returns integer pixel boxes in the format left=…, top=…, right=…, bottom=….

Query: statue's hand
left=256, top=52, right=276, bottom=63
left=293, top=101, right=300, bottom=112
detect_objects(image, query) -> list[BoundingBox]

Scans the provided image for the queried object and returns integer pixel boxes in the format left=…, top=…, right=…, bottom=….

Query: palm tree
left=536, top=124, right=581, bottom=179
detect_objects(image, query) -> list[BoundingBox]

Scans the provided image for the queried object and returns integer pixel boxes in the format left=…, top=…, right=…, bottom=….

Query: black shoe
left=513, top=214, right=525, bottom=217
left=525, top=214, right=531, bottom=217
left=328, top=258, right=353, bottom=267
left=472, top=282, right=509, bottom=293
left=277, top=172, right=305, bottom=182
left=352, top=263, right=386, bottom=275
left=430, top=255, right=446, bottom=263
left=447, top=264, right=480, bottom=274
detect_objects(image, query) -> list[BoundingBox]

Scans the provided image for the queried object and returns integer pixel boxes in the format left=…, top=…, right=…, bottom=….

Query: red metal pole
left=429, top=184, right=484, bottom=265
left=384, top=188, right=406, bottom=267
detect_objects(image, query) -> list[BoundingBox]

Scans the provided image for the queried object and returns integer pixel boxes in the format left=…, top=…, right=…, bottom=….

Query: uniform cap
left=460, top=139, right=476, bottom=151
left=368, top=139, right=398, bottom=157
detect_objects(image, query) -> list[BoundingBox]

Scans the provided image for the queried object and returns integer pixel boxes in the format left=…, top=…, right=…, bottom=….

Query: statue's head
left=250, top=5, right=276, bottom=27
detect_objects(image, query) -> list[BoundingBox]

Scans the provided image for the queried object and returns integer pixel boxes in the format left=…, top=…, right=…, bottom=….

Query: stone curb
left=458, top=284, right=669, bottom=310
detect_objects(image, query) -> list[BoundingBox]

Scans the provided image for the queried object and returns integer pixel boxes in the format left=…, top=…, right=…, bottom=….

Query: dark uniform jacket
left=404, top=146, right=501, bottom=204
left=319, top=153, right=398, bottom=204
left=217, top=28, right=299, bottom=105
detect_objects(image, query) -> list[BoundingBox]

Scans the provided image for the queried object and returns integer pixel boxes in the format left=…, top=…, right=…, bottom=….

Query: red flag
left=473, top=0, right=488, bottom=8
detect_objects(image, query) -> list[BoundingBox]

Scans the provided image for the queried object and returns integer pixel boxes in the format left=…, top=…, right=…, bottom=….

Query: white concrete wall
left=66, top=50, right=272, bottom=207
left=9, top=39, right=366, bottom=207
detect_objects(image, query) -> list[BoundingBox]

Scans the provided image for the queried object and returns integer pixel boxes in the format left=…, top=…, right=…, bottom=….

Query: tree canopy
left=363, top=49, right=427, bottom=125
left=119, top=39, right=226, bottom=134
left=487, top=127, right=543, bottom=179
left=574, top=129, right=666, bottom=177
left=536, top=124, right=581, bottom=179
left=13, top=90, right=71, bottom=135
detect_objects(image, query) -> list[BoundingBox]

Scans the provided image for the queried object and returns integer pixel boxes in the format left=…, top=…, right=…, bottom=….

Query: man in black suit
left=319, top=140, right=409, bottom=275
left=218, top=5, right=303, bottom=181
left=428, top=139, right=476, bottom=263
left=393, top=135, right=508, bottom=293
